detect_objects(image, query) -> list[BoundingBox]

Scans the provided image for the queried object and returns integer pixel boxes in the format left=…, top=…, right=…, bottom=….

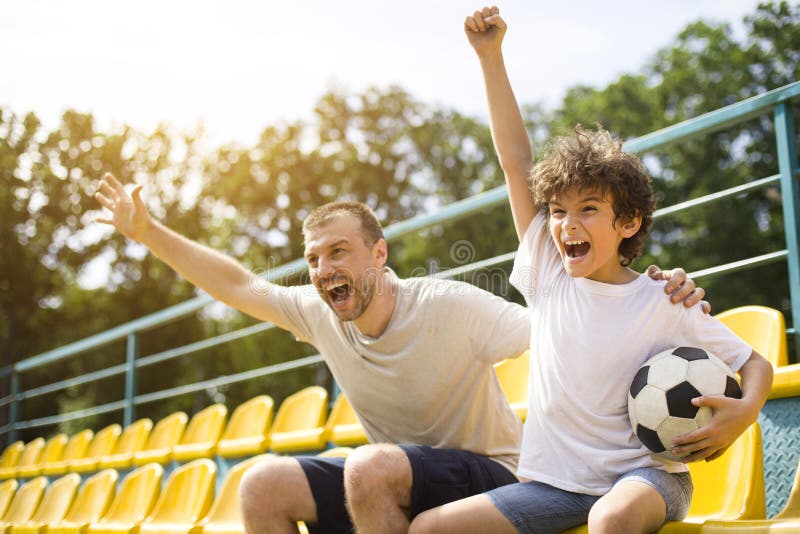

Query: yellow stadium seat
left=192, top=455, right=270, bottom=534
left=561, top=423, right=765, bottom=534
left=136, top=459, right=216, bottom=534
left=268, top=386, right=329, bottom=453
left=17, top=435, right=67, bottom=478
left=0, top=443, right=24, bottom=471
left=703, top=454, right=800, bottom=532
left=98, top=418, right=153, bottom=470
left=0, top=477, right=47, bottom=534
left=0, top=480, right=19, bottom=519
left=171, top=405, right=228, bottom=463
left=9, top=472, right=80, bottom=534
left=132, top=412, right=188, bottom=467
left=324, top=395, right=368, bottom=448
left=716, top=305, right=788, bottom=367
left=41, top=431, right=93, bottom=477
left=86, top=463, right=162, bottom=534
left=70, top=425, right=122, bottom=474
left=45, top=469, right=118, bottom=534
left=494, top=350, right=530, bottom=421
left=215, top=396, right=274, bottom=459
left=0, top=439, right=44, bottom=480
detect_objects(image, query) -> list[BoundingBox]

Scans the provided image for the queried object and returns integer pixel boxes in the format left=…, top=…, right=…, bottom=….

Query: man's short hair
left=303, top=201, right=385, bottom=247
left=530, top=124, right=656, bottom=266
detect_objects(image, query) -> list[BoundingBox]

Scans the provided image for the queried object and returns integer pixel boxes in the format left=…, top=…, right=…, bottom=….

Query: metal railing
left=1, top=81, right=798, bottom=443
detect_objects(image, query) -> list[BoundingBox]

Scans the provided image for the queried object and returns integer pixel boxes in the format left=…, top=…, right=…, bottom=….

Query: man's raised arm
left=94, top=173, right=283, bottom=324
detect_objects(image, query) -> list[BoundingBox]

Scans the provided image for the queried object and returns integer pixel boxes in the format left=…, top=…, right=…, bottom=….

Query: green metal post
left=8, top=372, right=19, bottom=443
left=124, top=333, right=138, bottom=426
left=775, top=102, right=800, bottom=360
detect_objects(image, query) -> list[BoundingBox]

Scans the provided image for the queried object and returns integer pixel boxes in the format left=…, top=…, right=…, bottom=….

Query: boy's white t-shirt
left=265, top=272, right=530, bottom=473
left=510, top=212, right=752, bottom=495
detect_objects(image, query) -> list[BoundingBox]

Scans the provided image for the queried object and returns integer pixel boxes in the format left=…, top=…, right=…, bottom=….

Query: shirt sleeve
left=263, top=284, right=324, bottom=344
left=460, top=287, right=532, bottom=364
left=673, top=305, right=753, bottom=372
left=509, top=211, right=562, bottom=308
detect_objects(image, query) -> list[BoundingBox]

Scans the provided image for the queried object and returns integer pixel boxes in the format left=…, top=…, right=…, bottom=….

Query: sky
left=1, top=0, right=763, bottom=148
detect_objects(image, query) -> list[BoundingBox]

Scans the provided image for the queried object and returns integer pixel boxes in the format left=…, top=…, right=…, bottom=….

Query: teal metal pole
left=8, top=372, right=19, bottom=443
left=124, top=333, right=138, bottom=426
left=775, top=102, right=800, bottom=361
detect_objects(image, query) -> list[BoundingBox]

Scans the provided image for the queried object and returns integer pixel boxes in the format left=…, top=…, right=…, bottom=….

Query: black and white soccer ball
left=627, top=346, right=742, bottom=462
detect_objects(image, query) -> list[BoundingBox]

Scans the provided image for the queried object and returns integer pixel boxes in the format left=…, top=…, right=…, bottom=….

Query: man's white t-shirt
left=510, top=212, right=752, bottom=495
left=265, top=272, right=530, bottom=473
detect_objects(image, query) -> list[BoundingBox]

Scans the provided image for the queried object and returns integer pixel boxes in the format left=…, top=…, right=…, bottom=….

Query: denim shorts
left=487, top=467, right=693, bottom=534
left=297, top=445, right=517, bottom=533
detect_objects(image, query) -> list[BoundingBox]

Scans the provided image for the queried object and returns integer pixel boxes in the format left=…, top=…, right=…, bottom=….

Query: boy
left=408, top=7, right=774, bottom=533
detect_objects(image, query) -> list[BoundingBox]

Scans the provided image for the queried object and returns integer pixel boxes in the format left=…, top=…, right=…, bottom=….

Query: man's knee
left=240, top=456, right=312, bottom=519
left=344, top=444, right=412, bottom=503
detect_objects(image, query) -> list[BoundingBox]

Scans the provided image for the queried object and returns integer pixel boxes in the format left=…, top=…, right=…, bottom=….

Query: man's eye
left=583, top=206, right=597, bottom=212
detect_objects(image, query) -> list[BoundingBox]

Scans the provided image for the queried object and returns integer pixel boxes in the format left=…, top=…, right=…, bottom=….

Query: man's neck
left=353, top=271, right=398, bottom=338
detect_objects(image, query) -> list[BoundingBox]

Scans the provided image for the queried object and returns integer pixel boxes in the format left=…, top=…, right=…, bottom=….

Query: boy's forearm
left=739, top=351, right=774, bottom=417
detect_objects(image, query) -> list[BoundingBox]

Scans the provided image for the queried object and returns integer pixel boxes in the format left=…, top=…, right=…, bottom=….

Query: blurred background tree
left=0, top=1, right=797, bottom=440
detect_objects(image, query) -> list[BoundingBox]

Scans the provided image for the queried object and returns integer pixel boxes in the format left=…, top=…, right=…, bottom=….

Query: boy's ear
left=620, top=215, right=642, bottom=238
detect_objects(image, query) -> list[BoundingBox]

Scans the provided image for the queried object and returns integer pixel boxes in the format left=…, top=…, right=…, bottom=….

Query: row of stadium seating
left=0, top=305, right=795, bottom=532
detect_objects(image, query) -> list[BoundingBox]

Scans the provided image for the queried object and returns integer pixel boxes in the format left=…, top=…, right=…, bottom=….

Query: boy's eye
left=582, top=205, right=597, bottom=212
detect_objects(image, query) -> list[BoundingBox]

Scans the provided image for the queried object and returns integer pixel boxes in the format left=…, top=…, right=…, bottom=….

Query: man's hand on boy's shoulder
left=647, top=264, right=711, bottom=313
left=464, top=5, right=506, bottom=56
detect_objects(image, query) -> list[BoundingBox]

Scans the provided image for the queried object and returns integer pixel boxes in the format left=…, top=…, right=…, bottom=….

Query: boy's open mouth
left=325, top=279, right=353, bottom=305
left=565, top=240, right=591, bottom=258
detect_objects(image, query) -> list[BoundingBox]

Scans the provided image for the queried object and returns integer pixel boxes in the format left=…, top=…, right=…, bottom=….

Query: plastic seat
left=215, top=396, right=274, bottom=459
left=86, top=463, right=163, bottom=534
left=132, top=412, right=188, bottom=467
left=268, top=386, right=329, bottom=453
left=0, top=439, right=44, bottom=480
left=703, top=454, right=800, bottom=532
left=494, top=350, right=530, bottom=421
left=44, top=469, right=118, bottom=534
left=17, top=435, right=67, bottom=478
left=98, top=418, right=153, bottom=470
left=194, top=455, right=270, bottom=534
left=41, top=430, right=93, bottom=477
left=0, top=443, right=24, bottom=471
left=0, top=480, right=19, bottom=519
left=171, top=405, right=228, bottom=463
left=9, top=473, right=81, bottom=534
left=324, top=395, right=368, bottom=447
left=0, top=477, right=47, bottom=534
left=70, top=425, right=122, bottom=474
left=135, top=459, right=216, bottom=534
left=561, top=423, right=765, bottom=534
left=716, top=305, right=788, bottom=367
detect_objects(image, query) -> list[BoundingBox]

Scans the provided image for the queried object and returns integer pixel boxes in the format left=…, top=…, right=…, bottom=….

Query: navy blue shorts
left=297, top=445, right=517, bottom=533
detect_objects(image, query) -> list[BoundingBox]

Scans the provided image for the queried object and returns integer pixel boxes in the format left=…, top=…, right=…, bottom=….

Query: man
left=94, top=173, right=705, bottom=533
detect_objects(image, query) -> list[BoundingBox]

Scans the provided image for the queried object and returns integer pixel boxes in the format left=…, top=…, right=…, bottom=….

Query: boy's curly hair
left=530, top=125, right=656, bottom=266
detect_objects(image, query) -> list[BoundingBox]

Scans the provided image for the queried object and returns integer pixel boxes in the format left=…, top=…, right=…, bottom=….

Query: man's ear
left=372, top=238, right=388, bottom=267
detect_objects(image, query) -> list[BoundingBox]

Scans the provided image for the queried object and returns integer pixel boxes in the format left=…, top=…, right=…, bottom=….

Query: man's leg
left=343, top=444, right=413, bottom=533
left=240, top=455, right=351, bottom=534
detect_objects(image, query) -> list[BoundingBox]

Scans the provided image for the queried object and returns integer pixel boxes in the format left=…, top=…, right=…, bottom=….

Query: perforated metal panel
left=759, top=397, right=800, bottom=517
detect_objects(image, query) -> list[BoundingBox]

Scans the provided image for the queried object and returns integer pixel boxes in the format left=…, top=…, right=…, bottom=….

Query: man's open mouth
left=565, top=240, right=591, bottom=258
left=325, top=279, right=352, bottom=305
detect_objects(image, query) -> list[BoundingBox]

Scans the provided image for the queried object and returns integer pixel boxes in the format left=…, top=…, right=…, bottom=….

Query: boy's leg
left=588, top=468, right=693, bottom=534
left=239, top=455, right=351, bottom=534
left=409, top=493, right=517, bottom=534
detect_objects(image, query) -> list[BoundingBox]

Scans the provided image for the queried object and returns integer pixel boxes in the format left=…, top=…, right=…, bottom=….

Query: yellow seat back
left=139, top=459, right=215, bottom=530
left=172, top=404, right=228, bottom=461
left=0, top=442, right=24, bottom=469
left=318, top=447, right=353, bottom=458
left=71, top=425, right=122, bottom=473
left=112, top=419, right=152, bottom=457
left=324, top=394, right=368, bottom=447
left=17, top=434, right=67, bottom=478
left=1, top=477, right=46, bottom=524
left=0, top=479, right=19, bottom=519
left=716, top=305, right=788, bottom=367
left=216, top=396, right=274, bottom=458
left=268, top=386, right=328, bottom=453
left=41, top=429, right=93, bottom=475
left=60, top=468, right=118, bottom=524
left=494, top=350, right=530, bottom=421
left=28, top=473, right=81, bottom=524
left=132, top=412, right=187, bottom=466
left=93, top=463, right=162, bottom=525
left=5, top=438, right=45, bottom=477
left=198, top=455, right=270, bottom=531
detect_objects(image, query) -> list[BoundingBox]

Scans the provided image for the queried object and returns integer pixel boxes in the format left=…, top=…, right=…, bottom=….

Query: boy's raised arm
left=94, top=173, right=284, bottom=325
left=466, top=6, right=537, bottom=241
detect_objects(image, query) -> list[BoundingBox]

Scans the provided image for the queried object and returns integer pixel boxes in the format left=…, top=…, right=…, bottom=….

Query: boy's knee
left=344, top=444, right=411, bottom=503
left=588, top=503, right=641, bottom=534
left=408, top=509, right=438, bottom=534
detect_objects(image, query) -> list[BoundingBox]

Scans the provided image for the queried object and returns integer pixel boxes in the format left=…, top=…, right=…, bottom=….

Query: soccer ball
left=627, top=346, right=742, bottom=462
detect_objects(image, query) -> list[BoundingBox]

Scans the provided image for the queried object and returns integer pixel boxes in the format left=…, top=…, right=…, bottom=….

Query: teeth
left=565, top=240, right=586, bottom=245
left=324, top=280, right=348, bottom=291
